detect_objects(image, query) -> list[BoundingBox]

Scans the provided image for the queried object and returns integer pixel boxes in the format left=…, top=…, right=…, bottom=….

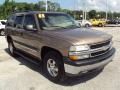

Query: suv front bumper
left=64, top=48, right=115, bottom=75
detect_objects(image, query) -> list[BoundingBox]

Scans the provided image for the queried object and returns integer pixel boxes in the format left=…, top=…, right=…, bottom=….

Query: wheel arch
left=40, top=46, right=63, bottom=61
left=85, top=23, right=90, bottom=26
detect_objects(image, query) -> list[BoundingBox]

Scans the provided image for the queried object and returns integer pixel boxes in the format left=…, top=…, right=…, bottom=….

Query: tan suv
left=5, top=11, right=115, bottom=82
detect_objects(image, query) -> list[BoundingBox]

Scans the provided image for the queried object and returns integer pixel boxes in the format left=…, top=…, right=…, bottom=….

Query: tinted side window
left=7, top=15, right=16, bottom=26
left=23, top=14, right=37, bottom=29
left=14, top=15, right=24, bottom=28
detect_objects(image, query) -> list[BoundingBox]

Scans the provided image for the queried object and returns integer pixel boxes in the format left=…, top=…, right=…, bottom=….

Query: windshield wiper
left=43, top=25, right=80, bottom=30
left=66, top=25, right=80, bottom=28
left=51, top=26, right=67, bottom=29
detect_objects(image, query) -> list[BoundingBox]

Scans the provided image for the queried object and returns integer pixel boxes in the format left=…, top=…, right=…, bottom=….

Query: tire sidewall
left=98, top=23, right=103, bottom=27
left=0, top=30, right=5, bottom=36
left=43, top=51, right=65, bottom=83
left=85, top=24, right=90, bottom=27
left=8, top=41, right=15, bottom=56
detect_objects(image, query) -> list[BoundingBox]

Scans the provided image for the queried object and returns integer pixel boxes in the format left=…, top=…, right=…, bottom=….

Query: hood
left=45, top=28, right=112, bottom=45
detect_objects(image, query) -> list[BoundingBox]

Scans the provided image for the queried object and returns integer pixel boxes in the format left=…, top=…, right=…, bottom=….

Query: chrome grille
left=90, top=40, right=112, bottom=57
left=90, top=40, right=111, bottom=49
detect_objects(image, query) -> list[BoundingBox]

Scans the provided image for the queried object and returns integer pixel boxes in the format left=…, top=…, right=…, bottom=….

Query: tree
left=1, top=0, right=120, bottom=20
left=35, top=1, right=45, bottom=11
left=47, top=1, right=60, bottom=11
left=88, top=10, right=97, bottom=19
left=0, top=0, right=62, bottom=19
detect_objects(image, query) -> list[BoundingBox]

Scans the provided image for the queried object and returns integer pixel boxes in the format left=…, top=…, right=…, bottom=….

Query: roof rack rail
left=12, top=10, right=37, bottom=14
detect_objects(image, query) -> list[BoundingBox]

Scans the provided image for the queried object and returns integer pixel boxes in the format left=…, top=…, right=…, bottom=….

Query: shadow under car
left=4, top=48, right=103, bottom=86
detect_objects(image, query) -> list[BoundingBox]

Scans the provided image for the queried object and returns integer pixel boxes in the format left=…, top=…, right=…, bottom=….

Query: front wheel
left=43, top=51, right=65, bottom=83
left=85, top=24, right=90, bottom=27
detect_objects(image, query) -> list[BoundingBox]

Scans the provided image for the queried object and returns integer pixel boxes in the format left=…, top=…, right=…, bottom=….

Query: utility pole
left=45, top=0, right=48, bottom=12
left=85, top=1, right=87, bottom=20
left=106, top=0, right=108, bottom=20
left=83, top=1, right=85, bottom=20
left=11, top=0, right=14, bottom=12
left=83, top=1, right=87, bottom=20
left=85, top=9, right=87, bottom=20
left=74, top=0, right=76, bottom=19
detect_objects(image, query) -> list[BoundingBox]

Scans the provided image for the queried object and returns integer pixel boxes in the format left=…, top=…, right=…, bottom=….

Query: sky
left=0, top=0, right=119, bottom=12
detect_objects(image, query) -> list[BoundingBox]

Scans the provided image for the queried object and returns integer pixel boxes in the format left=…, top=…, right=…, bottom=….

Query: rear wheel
left=98, top=23, right=103, bottom=27
left=8, top=40, right=16, bottom=56
left=43, top=51, right=65, bottom=83
left=0, top=30, right=5, bottom=36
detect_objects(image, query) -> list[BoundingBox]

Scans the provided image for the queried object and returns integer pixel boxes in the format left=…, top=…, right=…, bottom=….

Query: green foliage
left=0, top=0, right=61, bottom=19
left=88, top=10, right=97, bottom=19
left=0, top=0, right=120, bottom=20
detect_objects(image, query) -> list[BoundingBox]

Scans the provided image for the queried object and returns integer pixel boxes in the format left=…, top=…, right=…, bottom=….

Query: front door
left=21, top=14, right=40, bottom=58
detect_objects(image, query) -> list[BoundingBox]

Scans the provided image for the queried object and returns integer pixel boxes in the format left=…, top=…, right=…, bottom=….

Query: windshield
left=1, top=21, right=6, bottom=25
left=37, top=13, right=80, bottom=30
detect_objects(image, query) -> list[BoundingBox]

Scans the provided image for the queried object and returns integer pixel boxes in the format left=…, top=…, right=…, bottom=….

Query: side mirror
left=25, top=24, right=34, bottom=30
left=24, top=24, right=37, bottom=31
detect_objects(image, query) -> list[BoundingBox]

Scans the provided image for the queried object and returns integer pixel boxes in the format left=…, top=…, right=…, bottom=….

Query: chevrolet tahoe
left=5, top=11, right=115, bottom=82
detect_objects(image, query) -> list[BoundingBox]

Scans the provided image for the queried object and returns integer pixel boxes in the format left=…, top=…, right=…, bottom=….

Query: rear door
left=11, top=15, right=26, bottom=50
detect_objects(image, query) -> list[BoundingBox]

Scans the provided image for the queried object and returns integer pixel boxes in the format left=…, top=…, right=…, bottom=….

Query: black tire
left=98, top=23, right=103, bottom=27
left=43, top=51, right=65, bottom=83
left=0, top=30, right=5, bottom=36
left=8, top=40, right=16, bottom=56
left=85, top=24, right=90, bottom=27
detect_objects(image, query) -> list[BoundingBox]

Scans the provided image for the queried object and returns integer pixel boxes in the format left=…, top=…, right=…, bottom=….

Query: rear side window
left=14, top=15, right=24, bottom=28
left=23, top=14, right=37, bottom=29
left=7, top=15, right=16, bottom=26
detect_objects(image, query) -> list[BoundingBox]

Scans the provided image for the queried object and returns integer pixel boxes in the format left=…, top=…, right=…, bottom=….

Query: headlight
left=70, top=45, right=89, bottom=52
left=69, top=45, right=90, bottom=61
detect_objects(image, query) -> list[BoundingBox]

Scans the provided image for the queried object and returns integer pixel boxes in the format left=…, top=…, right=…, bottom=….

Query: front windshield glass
left=37, top=13, right=80, bottom=30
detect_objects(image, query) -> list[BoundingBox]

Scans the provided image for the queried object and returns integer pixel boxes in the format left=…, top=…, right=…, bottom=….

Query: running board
left=15, top=51, right=42, bottom=66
